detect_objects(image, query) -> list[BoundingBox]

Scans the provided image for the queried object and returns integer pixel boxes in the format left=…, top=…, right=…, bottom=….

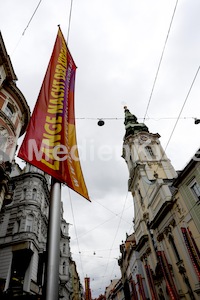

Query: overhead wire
left=66, top=0, right=74, bottom=44
left=70, top=207, right=132, bottom=243
left=68, top=188, right=85, bottom=281
left=18, top=0, right=195, bottom=295
left=64, top=0, right=91, bottom=287
left=11, top=0, right=43, bottom=55
left=100, top=192, right=129, bottom=291
left=92, top=198, right=133, bottom=225
left=143, top=0, right=179, bottom=122
left=132, top=64, right=200, bottom=229
left=22, top=0, right=43, bottom=36
left=164, top=65, right=200, bottom=151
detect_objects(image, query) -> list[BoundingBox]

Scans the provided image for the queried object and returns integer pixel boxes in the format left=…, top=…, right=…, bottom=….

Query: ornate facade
left=105, top=279, right=124, bottom=300
left=0, top=32, right=30, bottom=211
left=119, top=107, right=200, bottom=299
left=0, top=163, right=82, bottom=299
left=0, top=163, right=50, bottom=298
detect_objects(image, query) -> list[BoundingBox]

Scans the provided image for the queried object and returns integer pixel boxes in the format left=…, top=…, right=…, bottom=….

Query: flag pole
left=45, top=177, right=61, bottom=300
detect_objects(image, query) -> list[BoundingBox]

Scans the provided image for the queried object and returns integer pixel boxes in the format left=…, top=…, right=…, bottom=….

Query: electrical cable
left=66, top=0, right=74, bottom=44
left=100, top=192, right=129, bottom=292
left=131, top=64, right=200, bottom=232
left=92, top=198, right=133, bottom=225
left=22, top=0, right=43, bottom=36
left=143, top=0, right=179, bottom=122
left=164, top=65, right=200, bottom=152
left=11, top=0, right=43, bottom=55
left=70, top=201, right=133, bottom=242
left=68, top=188, right=85, bottom=281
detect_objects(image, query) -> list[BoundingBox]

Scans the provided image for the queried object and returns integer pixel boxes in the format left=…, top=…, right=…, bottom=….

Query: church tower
left=121, top=107, right=200, bottom=299
left=122, top=106, right=177, bottom=254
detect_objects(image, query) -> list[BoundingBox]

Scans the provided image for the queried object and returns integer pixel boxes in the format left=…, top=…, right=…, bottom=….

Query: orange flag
left=18, top=27, right=90, bottom=201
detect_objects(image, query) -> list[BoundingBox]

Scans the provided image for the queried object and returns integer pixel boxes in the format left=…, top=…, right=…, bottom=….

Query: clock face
left=140, top=135, right=148, bottom=141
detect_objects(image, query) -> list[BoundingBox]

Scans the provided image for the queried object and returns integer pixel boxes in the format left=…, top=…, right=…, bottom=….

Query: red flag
left=18, top=27, right=90, bottom=201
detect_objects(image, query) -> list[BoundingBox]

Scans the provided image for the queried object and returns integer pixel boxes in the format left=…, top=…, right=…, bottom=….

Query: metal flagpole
left=45, top=178, right=61, bottom=300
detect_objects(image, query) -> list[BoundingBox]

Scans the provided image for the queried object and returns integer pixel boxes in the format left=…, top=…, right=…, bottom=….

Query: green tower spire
left=124, top=106, right=149, bottom=138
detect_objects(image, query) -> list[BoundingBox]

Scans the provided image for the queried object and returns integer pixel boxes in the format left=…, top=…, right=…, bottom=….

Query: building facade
left=119, top=107, right=200, bottom=300
left=105, top=279, right=124, bottom=300
left=0, top=163, right=50, bottom=298
left=0, top=32, right=30, bottom=211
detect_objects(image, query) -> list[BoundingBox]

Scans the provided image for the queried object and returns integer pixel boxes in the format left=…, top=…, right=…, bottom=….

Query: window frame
left=145, top=145, right=155, bottom=158
left=5, top=102, right=15, bottom=120
left=189, top=178, right=200, bottom=202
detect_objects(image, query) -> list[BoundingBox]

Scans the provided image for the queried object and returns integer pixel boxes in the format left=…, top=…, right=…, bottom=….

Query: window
left=23, top=188, right=27, bottom=199
left=63, top=261, right=66, bottom=275
left=190, top=181, right=200, bottom=201
left=5, top=103, right=14, bottom=120
left=169, top=235, right=181, bottom=262
left=13, top=219, right=20, bottom=234
left=145, top=146, right=155, bottom=158
left=26, top=215, right=33, bottom=232
left=63, top=243, right=66, bottom=253
left=32, top=188, right=37, bottom=200
left=0, top=126, right=8, bottom=151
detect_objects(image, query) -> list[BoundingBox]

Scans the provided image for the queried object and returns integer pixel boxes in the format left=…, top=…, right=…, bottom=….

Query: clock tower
left=122, top=106, right=177, bottom=248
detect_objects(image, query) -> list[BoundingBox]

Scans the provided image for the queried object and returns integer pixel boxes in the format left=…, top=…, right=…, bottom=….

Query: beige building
left=120, top=107, right=200, bottom=299
left=105, top=279, right=124, bottom=300
left=70, top=260, right=84, bottom=300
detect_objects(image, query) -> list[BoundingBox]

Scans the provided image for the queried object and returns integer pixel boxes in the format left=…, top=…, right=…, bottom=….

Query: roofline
left=173, top=148, right=200, bottom=187
left=0, top=31, right=17, bottom=81
left=0, top=31, right=30, bottom=135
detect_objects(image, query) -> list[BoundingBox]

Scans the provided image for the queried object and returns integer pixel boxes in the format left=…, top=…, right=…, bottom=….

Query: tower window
left=63, top=243, right=66, bottom=253
left=145, top=146, right=155, bottom=157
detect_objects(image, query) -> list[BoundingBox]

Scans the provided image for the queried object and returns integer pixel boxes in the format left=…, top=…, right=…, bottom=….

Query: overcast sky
left=1, top=0, right=200, bottom=297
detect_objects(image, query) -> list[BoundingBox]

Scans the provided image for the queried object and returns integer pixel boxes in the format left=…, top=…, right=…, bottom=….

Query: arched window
left=145, top=146, right=155, bottom=158
left=63, top=261, right=66, bottom=275
left=32, top=188, right=37, bottom=200
left=63, top=243, right=66, bottom=253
